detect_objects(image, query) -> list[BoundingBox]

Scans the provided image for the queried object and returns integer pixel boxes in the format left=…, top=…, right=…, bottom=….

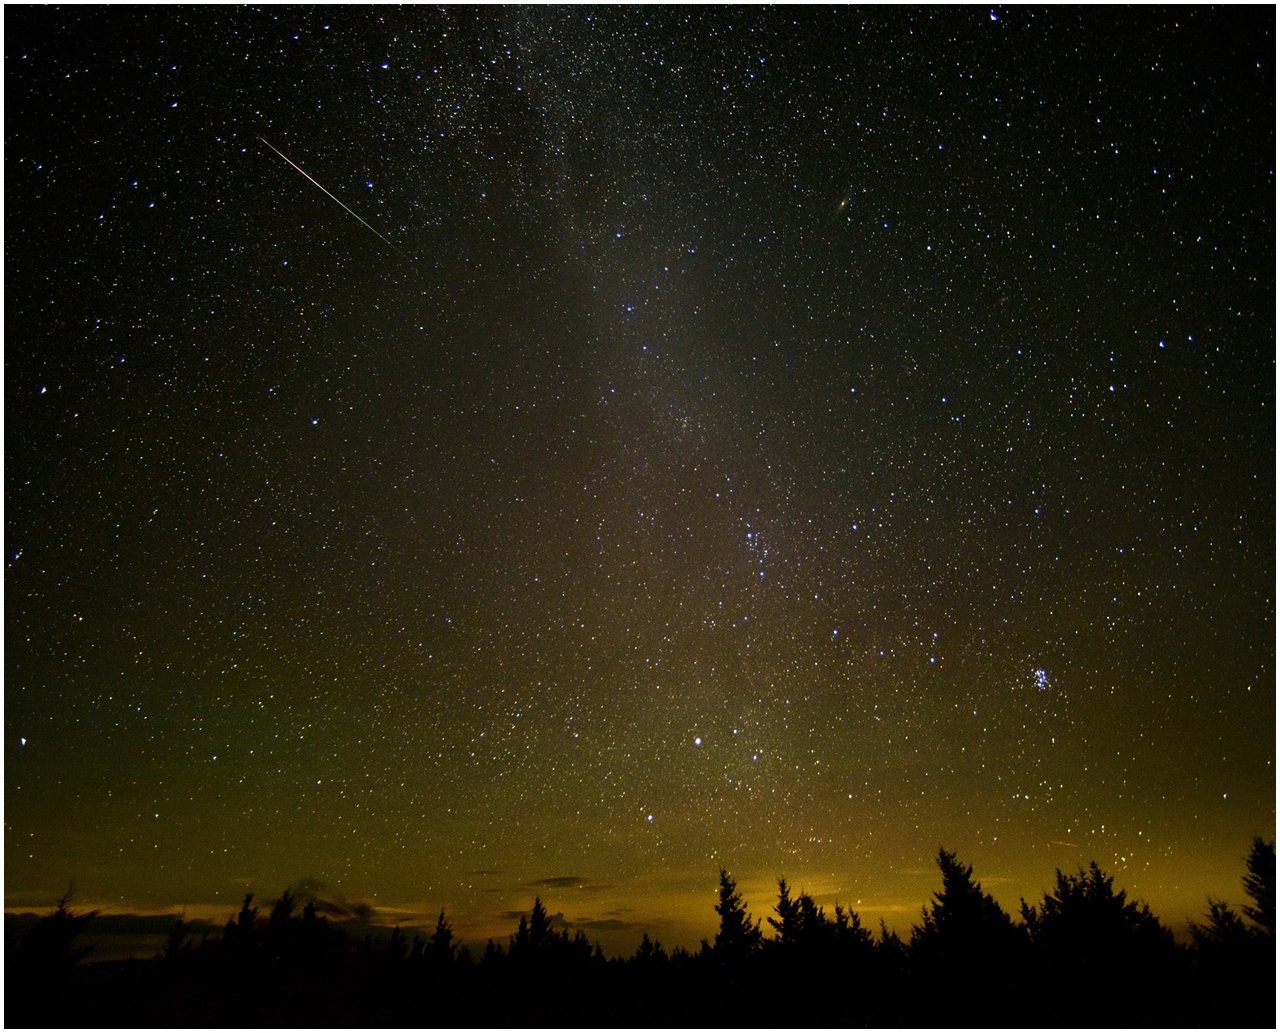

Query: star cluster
left=5, top=7, right=1273, bottom=952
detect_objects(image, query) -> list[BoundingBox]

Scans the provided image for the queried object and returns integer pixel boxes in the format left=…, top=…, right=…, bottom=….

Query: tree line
left=6, top=838, right=1273, bottom=1027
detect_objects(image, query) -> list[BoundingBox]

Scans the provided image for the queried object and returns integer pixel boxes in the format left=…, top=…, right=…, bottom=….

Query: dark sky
left=5, top=6, right=1274, bottom=953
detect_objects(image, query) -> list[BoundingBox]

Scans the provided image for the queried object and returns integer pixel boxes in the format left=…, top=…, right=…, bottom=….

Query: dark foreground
left=7, top=843, right=1274, bottom=1028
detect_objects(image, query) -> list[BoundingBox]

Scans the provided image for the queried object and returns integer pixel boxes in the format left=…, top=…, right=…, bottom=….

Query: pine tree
left=914, top=848, right=1018, bottom=957
left=161, top=913, right=190, bottom=962
left=1020, top=862, right=1175, bottom=1025
left=511, top=914, right=530, bottom=955
left=767, top=877, right=801, bottom=945
left=481, top=938, right=505, bottom=969
left=430, top=908, right=456, bottom=963
left=910, top=848, right=1022, bottom=1022
left=713, top=869, right=761, bottom=961
left=16, top=887, right=99, bottom=975
left=634, top=931, right=667, bottom=965
left=833, top=903, right=875, bottom=954
left=1242, top=837, right=1275, bottom=936
left=224, top=893, right=259, bottom=949
left=1191, top=898, right=1252, bottom=952
left=1021, top=862, right=1172, bottom=967
left=529, top=896, right=553, bottom=951
left=795, top=892, right=829, bottom=944
left=269, top=889, right=296, bottom=927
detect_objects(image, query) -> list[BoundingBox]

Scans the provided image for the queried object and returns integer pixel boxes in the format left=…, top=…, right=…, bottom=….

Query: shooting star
left=259, top=136, right=406, bottom=258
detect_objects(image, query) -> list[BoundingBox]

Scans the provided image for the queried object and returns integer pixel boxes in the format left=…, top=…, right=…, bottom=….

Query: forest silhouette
left=6, top=838, right=1274, bottom=1027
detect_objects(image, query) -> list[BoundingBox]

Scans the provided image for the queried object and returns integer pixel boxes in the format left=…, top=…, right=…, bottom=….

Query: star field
left=5, top=7, right=1274, bottom=952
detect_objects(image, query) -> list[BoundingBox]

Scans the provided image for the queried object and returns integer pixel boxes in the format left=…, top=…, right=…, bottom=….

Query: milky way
left=5, top=6, right=1273, bottom=952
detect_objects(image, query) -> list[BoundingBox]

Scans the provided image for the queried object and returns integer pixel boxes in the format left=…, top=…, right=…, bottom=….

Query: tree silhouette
left=874, top=918, right=909, bottom=1005
left=1190, top=887, right=1276, bottom=1023
left=911, top=849, right=1023, bottom=1022
left=766, top=877, right=801, bottom=945
left=4, top=841, right=1275, bottom=1027
left=480, top=938, right=505, bottom=969
left=832, top=903, right=874, bottom=952
left=768, top=879, right=862, bottom=963
left=510, top=897, right=558, bottom=960
left=429, top=908, right=456, bottom=964
left=386, top=924, right=408, bottom=962
left=878, top=917, right=906, bottom=957
left=14, top=887, right=98, bottom=975
left=8, top=888, right=100, bottom=1027
left=268, top=889, right=296, bottom=927
left=161, top=912, right=191, bottom=962
left=633, top=931, right=668, bottom=966
left=1242, top=836, right=1275, bottom=936
left=528, top=896, right=553, bottom=951
left=1191, top=897, right=1253, bottom=952
left=511, top=914, right=530, bottom=955
left=223, top=892, right=259, bottom=950
left=913, top=848, right=1019, bottom=957
left=1020, top=862, right=1171, bottom=959
left=1020, top=862, right=1176, bottom=1024
left=711, top=868, right=761, bottom=962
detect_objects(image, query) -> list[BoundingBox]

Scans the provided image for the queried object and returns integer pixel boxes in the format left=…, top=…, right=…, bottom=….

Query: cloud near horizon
left=525, top=875, right=590, bottom=889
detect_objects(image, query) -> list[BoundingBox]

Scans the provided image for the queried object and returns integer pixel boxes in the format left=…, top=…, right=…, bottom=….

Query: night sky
left=5, top=6, right=1275, bottom=953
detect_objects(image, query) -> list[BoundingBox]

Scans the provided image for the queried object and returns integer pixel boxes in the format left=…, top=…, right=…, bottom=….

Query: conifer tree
left=1021, top=861, right=1172, bottom=976
left=529, top=897, right=552, bottom=951
left=713, top=869, right=761, bottom=960
left=914, top=848, right=1018, bottom=957
left=767, top=877, right=801, bottom=945
left=430, top=908, right=456, bottom=963
left=1242, top=837, right=1275, bottom=936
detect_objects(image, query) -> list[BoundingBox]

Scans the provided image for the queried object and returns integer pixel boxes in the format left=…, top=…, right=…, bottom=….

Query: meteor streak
left=259, top=136, right=405, bottom=257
